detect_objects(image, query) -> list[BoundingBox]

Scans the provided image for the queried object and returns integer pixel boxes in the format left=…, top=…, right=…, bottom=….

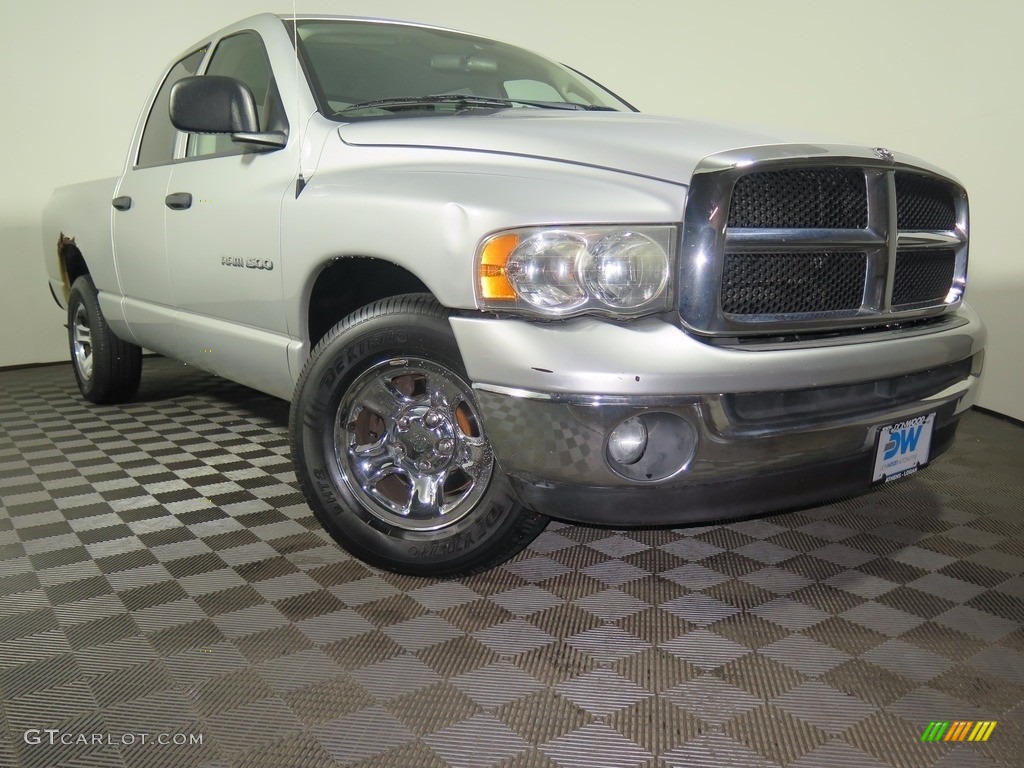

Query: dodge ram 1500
left=42, top=13, right=986, bottom=575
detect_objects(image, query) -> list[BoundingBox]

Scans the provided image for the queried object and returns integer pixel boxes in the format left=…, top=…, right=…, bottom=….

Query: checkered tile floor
left=1, top=357, right=1022, bottom=768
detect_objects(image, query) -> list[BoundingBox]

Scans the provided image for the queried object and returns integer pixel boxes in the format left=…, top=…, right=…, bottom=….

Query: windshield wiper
left=335, top=94, right=515, bottom=116
left=335, top=94, right=618, bottom=117
left=507, top=100, right=617, bottom=111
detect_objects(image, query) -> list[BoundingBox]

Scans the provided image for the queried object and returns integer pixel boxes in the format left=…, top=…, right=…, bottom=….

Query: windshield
left=293, top=19, right=633, bottom=119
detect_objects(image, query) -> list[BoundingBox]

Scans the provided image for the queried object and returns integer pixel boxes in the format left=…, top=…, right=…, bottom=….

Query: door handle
left=111, top=196, right=132, bottom=211
left=165, top=192, right=193, bottom=210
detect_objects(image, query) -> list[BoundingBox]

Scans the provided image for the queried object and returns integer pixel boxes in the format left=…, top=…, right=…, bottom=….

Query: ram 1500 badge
left=42, top=14, right=986, bottom=575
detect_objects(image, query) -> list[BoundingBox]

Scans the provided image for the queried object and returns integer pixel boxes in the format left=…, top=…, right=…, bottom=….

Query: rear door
left=112, top=47, right=206, bottom=355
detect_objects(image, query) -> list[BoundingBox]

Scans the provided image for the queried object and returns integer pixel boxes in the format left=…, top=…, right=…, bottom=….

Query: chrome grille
left=679, top=146, right=968, bottom=337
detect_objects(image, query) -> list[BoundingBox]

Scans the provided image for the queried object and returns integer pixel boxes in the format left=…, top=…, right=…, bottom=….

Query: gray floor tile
left=759, top=634, right=851, bottom=676
left=556, top=667, right=652, bottom=716
left=663, top=733, right=780, bottom=768
left=771, top=681, right=877, bottom=734
left=840, top=600, right=927, bottom=637
left=934, top=604, right=1019, bottom=642
left=423, top=714, right=528, bottom=768
left=541, top=722, right=653, bottom=768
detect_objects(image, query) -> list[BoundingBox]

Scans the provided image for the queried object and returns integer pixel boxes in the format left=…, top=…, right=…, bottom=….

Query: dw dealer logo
left=883, top=422, right=926, bottom=461
left=920, top=721, right=997, bottom=742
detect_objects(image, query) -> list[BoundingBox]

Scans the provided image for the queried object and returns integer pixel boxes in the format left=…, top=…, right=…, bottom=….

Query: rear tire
left=67, top=275, right=142, bottom=404
left=290, top=294, right=547, bottom=576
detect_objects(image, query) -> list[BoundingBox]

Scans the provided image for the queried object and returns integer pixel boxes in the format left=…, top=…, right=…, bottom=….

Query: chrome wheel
left=292, top=295, right=547, bottom=575
left=335, top=357, right=493, bottom=531
left=72, top=303, right=93, bottom=381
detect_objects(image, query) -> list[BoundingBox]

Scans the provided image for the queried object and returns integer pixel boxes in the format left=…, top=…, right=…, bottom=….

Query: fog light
left=605, top=412, right=697, bottom=483
left=608, top=416, right=648, bottom=465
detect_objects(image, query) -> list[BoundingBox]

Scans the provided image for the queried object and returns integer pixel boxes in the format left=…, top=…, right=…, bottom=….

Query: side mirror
left=169, top=76, right=286, bottom=150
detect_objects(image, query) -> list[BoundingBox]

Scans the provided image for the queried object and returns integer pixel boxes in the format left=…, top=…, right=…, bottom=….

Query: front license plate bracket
left=872, top=412, right=936, bottom=484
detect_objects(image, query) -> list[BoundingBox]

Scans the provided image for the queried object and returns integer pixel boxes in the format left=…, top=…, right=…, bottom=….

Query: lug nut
left=438, top=439, right=455, bottom=453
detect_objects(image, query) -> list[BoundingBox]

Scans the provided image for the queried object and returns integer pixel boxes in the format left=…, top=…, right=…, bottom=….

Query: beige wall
left=2, top=0, right=1020, bottom=419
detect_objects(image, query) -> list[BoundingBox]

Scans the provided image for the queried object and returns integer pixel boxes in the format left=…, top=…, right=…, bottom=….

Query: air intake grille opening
left=893, top=249, right=957, bottom=306
left=895, top=172, right=957, bottom=230
left=728, top=168, right=867, bottom=229
left=725, top=357, right=973, bottom=425
left=721, top=252, right=866, bottom=315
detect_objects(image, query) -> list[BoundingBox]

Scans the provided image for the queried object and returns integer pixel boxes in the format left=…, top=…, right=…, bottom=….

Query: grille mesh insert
left=722, top=252, right=866, bottom=315
left=728, top=168, right=867, bottom=229
left=895, top=173, right=957, bottom=230
left=893, top=249, right=956, bottom=306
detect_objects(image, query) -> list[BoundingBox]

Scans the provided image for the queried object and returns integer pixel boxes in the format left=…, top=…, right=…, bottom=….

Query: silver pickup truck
left=42, top=13, right=986, bottom=575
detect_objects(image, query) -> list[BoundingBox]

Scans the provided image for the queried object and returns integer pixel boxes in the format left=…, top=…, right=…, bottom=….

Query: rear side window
left=136, top=47, right=207, bottom=167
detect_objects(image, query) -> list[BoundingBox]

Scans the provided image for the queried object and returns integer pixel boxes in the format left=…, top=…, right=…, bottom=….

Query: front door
left=164, top=30, right=297, bottom=398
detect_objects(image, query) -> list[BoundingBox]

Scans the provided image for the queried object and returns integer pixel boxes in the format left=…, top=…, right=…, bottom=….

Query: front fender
left=280, top=141, right=686, bottom=338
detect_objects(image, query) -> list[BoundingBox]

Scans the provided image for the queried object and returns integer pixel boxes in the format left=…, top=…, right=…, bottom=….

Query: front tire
left=67, top=275, right=142, bottom=404
left=290, top=295, right=547, bottom=576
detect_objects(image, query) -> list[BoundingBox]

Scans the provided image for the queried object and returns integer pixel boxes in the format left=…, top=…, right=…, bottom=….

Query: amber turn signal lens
left=478, top=234, right=519, bottom=300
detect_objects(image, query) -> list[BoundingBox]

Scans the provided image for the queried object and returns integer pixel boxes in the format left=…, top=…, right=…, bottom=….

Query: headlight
left=477, top=225, right=675, bottom=317
left=506, top=232, right=588, bottom=311
left=581, top=232, right=670, bottom=309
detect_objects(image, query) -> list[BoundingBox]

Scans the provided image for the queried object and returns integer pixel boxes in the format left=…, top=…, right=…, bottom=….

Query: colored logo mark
left=921, top=721, right=997, bottom=742
left=885, top=424, right=924, bottom=460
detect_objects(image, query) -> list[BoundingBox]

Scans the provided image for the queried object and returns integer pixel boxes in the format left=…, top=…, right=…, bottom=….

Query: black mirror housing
left=169, top=76, right=260, bottom=134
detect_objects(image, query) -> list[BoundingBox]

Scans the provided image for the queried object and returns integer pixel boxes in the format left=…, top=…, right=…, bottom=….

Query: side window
left=187, top=32, right=286, bottom=158
left=136, top=47, right=207, bottom=167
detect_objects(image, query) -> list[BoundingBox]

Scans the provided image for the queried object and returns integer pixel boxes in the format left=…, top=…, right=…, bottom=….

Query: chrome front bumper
left=473, top=353, right=983, bottom=525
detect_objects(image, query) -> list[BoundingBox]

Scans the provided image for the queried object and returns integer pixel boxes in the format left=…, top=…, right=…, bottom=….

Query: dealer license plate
left=872, top=413, right=936, bottom=484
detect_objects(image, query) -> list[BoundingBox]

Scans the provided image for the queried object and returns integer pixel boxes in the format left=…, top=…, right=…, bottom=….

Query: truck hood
left=337, top=110, right=789, bottom=185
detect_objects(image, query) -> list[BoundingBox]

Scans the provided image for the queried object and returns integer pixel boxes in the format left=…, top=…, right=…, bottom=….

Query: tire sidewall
left=292, top=304, right=523, bottom=574
left=67, top=275, right=141, bottom=404
left=67, top=277, right=102, bottom=400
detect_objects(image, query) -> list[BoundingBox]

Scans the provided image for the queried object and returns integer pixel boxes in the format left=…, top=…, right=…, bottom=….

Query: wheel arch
left=305, top=256, right=433, bottom=349
left=57, top=234, right=90, bottom=303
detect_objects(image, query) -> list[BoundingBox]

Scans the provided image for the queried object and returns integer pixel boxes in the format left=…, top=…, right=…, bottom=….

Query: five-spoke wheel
left=290, top=294, right=547, bottom=575
left=337, top=358, right=492, bottom=531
